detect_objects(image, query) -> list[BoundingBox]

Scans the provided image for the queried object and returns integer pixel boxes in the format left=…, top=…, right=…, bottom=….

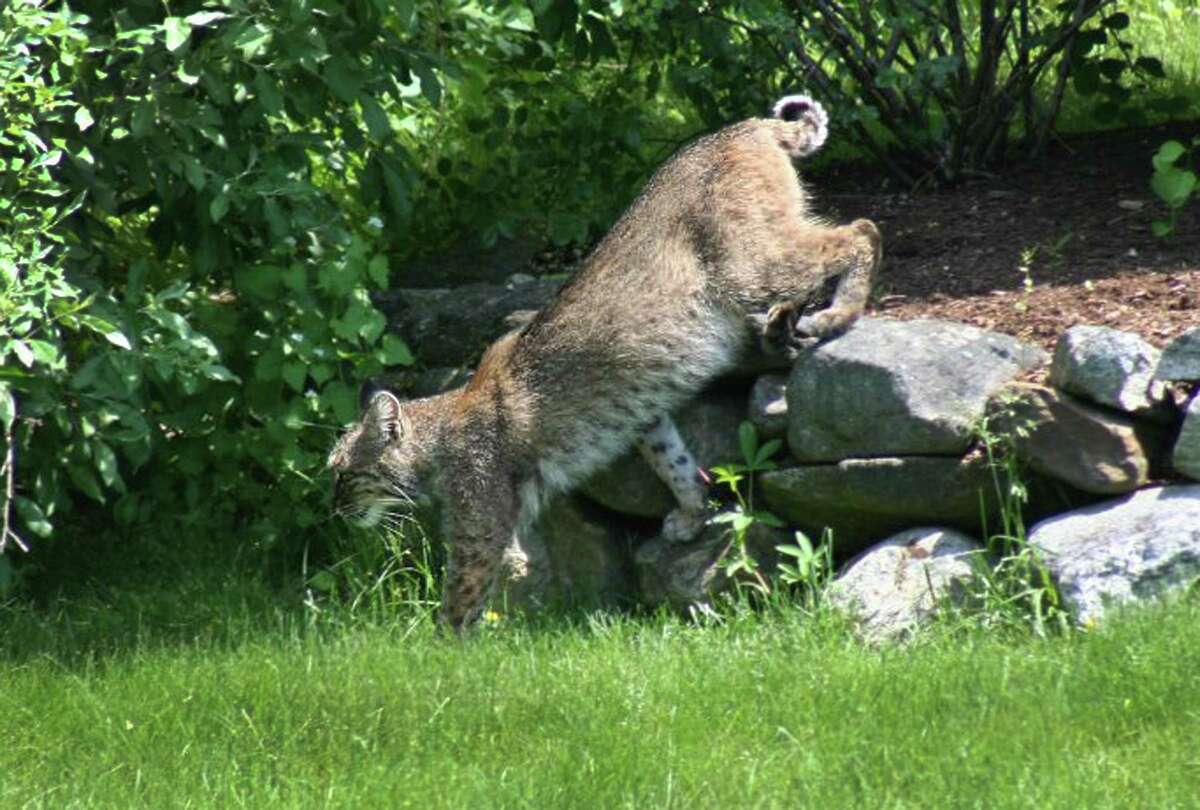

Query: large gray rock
left=377, top=277, right=563, bottom=366
left=498, top=495, right=634, bottom=610
left=1173, top=393, right=1200, bottom=481
left=392, top=236, right=539, bottom=288
left=1030, top=485, right=1200, bottom=625
left=829, top=527, right=986, bottom=643
left=989, top=383, right=1152, bottom=494
left=635, top=522, right=787, bottom=611
left=759, top=456, right=1000, bottom=557
left=1048, top=325, right=1170, bottom=420
left=748, top=374, right=789, bottom=439
left=1155, top=327, right=1200, bottom=382
left=581, top=388, right=746, bottom=519
left=787, top=318, right=1046, bottom=461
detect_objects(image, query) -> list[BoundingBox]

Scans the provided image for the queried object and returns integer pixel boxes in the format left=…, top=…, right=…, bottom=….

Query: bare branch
left=1, top=412, right=29, bottom=556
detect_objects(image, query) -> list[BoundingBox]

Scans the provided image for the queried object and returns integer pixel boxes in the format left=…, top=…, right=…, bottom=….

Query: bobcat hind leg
left=636, top=416, right=710, bottom=543
left=761, top=218, right=882, bottom=357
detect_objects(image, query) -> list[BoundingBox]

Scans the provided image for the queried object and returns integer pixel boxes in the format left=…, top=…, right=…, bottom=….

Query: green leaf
left=10, top=340, right=34, bottom=368
left=1151, top=220, right=1174, bottom=237
left=164, top=16, right=191, bottom=52
left=1152, top=140, right=1187, bottom=172
left=74, top=106, right=94, bottom=132
left=131, top=100, right=156, bottom=138
left=367, top=254, right=389, bottom=288
left=202, top=364, right=241, bottom=383
left=380, top=334, right=414, bottom=366
left=321, top=381, right=358, bottom=424
left=1151, top=168, right=1197, bottom=209
left=280, top=264, right=307, bottom=293
left=209, top=193, right=230, bottom=223
left=91, top=439, right=122, bottom=489
left=104, top=329, right=132, bottom=350
left=14, top=496, right=52, bottom=538
left=236, top=24, right=273, bottom=60
left=184, top=11, right=229, bottom=27
left=182, top=157, right=206, bottom=191
left=1136, top=56, right=1166, bottom=79
left=751, top=509, right=785, bottom=528
left=254, top=71, right=285, bottom=115
left=754, top=438, right=782, bottom=467
left=1101, top=12, right=1129, bottom=30
left=738, top=421, right=757, bottom=466
left=282, top=361, right=308, bottom=392
left=68, top=461, right=105, bottom=503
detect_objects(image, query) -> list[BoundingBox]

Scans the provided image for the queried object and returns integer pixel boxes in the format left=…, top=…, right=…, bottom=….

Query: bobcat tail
left=771, top=94, right=828, bottom=158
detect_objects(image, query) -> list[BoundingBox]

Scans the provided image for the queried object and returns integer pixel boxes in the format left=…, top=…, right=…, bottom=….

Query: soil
left=821, top=123, right=1199, bottom=356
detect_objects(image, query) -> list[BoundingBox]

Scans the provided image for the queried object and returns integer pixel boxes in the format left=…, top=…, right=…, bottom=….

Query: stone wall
left=381, top=276, right=1200, bottom=637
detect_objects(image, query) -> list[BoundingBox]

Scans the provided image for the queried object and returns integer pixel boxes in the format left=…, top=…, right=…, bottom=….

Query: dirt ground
left=822, top=123, right=1199, bottom=355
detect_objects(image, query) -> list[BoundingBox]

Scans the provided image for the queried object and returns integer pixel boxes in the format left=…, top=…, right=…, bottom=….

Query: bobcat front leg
left=762, top=218, right=882, bottom=356
left=439, top=496, right=519, bottom=632
left=636, top=415, right=709, bottom=543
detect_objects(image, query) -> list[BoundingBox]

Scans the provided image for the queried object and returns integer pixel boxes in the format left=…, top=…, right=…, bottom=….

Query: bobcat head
left=327, top=384, right=425, bottom=528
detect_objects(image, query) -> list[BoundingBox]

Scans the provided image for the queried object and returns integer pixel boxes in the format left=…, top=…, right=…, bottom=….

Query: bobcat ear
left=362, top=387, right=405, bottom=442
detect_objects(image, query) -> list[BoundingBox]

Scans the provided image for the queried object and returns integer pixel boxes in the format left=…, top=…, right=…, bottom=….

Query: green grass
left=3, top=564, right=1200, bottom=809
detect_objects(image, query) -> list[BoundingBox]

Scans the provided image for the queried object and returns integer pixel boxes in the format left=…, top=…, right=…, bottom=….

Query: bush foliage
left=0, top=0, right=1190, bottom=583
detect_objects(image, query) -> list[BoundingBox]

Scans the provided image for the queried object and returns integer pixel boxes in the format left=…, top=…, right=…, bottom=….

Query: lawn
left=3, top=570, right=1199, bottom=808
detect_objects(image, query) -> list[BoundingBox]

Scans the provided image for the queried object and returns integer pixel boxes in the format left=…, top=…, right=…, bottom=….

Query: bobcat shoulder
left=328, top=95, right=882, bottom=629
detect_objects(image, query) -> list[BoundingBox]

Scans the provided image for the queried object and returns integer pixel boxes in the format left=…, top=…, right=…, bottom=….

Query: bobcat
left=329, top=95, right=882, bottom=630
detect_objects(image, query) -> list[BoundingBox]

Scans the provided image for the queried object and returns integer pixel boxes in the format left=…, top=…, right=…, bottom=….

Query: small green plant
left=775, top=527, right=834, bottom=608
left=969, top=406, right=1067, bottom=635
left=1150, top=137, right=1199, bottom=237
left=709, top=422, right=786, bottom=596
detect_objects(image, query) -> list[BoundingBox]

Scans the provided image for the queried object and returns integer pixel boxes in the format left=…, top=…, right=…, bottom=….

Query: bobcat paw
left=661, top=508, right=708, bottom=543
left=761, top=302, right=820, bottom=358
left=793, top=309, right=852, bottom=340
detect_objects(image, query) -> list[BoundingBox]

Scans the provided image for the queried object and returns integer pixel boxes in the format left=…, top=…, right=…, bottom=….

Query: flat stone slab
left=1155, top=327, right=1200, bottom=382
left=787, top=318, right=1045, bottom=462
left=748, top=374, right=789, bottom=439
left=1048, top=325, right=1170, bottom=420
left=1029, top=485, right=1200, bottom=625
left=759, top=455, right=999, bottom=556
left=829, top=527, right=986, bottom=643
left=581, top=388, right=744, bottom=519
left=500, top=495, right=635, bottom=609
left=377, top=278, right=563, bottom=366
left=1173, top=393, right=1200, bottom=481
left=635, top=522, right=787, bottom=612
left=990, top=383, right=1152, bottom=494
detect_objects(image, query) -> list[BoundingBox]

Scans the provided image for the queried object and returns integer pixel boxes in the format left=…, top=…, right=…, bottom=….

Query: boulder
left=989, top=383, right=1152, bottom=494
left=498, top=495, right=635, bottom=610
left=1048, top=325, right=1170, bottom=420
left=410, top=366, right=473, bottom=398
left=1154, top=327, right=1200, bottom=382
left=581, top=388, right=746, bottom=518
left=758, top=455, right=999, bottom=557
left=635, top=521, right=788, bottom=611
left=391, top=236, right=539, bottom=288
left=1029, top=485, right=1200, bottom=625
left=828, top=527, right=987, bottom=643
left=1173, top=393, right=1200, bottom=481
left=376, top=277, right=563, bottom=367
left=786, top=318, right=1046, bottom=461
left=748, top=374, right=789, bottom=439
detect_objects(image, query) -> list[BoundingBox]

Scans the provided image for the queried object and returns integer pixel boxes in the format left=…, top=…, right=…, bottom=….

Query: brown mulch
left=821, top=123, right=1200, bottom=354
